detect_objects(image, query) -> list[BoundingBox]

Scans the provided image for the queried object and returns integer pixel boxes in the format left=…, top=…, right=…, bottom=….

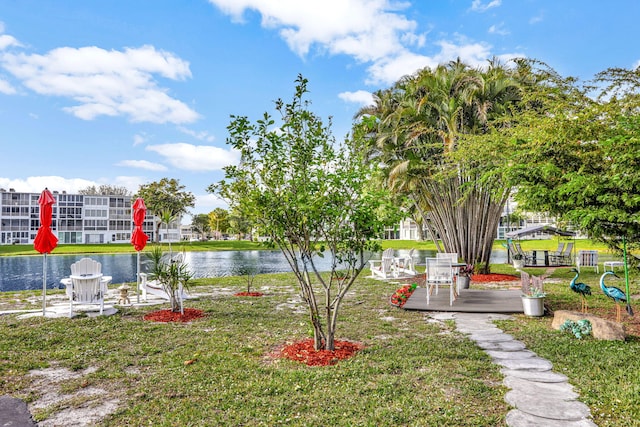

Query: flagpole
left=137, top=251, right=141, bottom=303
left=42, top=253, right=47, bottom=316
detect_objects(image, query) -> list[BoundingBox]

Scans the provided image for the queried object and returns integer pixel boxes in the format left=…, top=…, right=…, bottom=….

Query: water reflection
left=0, top=249, right=507, bottom=292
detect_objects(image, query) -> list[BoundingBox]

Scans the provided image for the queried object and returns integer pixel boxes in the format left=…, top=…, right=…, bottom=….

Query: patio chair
left=550, top=242, right=565, bottom=258
left=369, top=248, right=397, bottom=279
left=394, top=248, right=417, bottom=276
left=62, top=257, right=112, bottom=317
left=426, top=257, right=456, bottom=306
left=436, top=252, right=458, bottom=263
left=550, top=242, right=574, bottom=266
left=576, top=250, right=599, bottom=273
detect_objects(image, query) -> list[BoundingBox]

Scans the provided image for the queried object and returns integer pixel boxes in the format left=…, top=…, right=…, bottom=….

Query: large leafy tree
left=191, top=214, right=211, bottom=239
left=210, top=75, right=398, bottom=350
left=507, top=64, right=640, bottom=258
left=356, top=59, right=522, bottom=272
left=208, top=208, right=229, bottom=238
left=134, top=178, right=195, bottom=242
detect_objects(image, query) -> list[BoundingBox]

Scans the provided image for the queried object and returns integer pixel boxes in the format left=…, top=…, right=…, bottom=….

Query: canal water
left=0, top=249, right=507, bottom=292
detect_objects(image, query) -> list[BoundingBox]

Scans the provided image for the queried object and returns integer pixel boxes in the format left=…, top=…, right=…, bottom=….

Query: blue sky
left=1, top=1, right=639, bottom=221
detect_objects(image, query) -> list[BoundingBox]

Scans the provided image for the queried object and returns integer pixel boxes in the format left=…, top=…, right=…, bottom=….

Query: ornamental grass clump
left=146, top=244, right=192, bottom=312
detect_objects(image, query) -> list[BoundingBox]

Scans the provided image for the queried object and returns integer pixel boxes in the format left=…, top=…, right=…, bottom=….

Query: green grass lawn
left=0, top=274, right=509, bottom=426
left=0, top=266, right=638, bottom=426
left=0, top=240, right=637, bottom=425
left=0, top=240, right=269, bottom=256
left=1, top=237, right=615, bottom=257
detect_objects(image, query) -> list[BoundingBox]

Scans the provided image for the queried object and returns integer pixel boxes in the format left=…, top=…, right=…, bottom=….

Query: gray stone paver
left=440, top=312, right=598, bottom=427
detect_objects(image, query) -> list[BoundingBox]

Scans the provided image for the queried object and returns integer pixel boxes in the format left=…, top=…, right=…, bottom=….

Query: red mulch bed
left=276, top=338, right=364, bottom=366
left=143, top=308, right=205, bottom=323
left=234, top=291, right=264, bottom=297
left=471, top=273, right=519, bottom=282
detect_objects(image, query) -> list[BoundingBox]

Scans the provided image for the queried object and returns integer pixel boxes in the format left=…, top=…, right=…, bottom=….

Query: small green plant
left=146, top=244, right=192, bottom=312
left=522, top=287, right=546, bottom=298
left=560, top=319, right=592, bottom=339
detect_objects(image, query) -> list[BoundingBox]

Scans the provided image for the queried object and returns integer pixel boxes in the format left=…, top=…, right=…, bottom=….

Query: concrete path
left=430, top=312, right=598, bottom=427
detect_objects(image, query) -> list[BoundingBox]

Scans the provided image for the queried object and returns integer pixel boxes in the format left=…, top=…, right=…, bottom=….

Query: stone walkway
left=430, top=312, right=598, bottom=427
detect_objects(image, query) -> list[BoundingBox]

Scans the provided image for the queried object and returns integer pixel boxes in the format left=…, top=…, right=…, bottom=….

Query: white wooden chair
left=436, top=252, right=458, bottom=263
left=369, top=248, right=397, bottom=279
left=394, top=248, right=417, bottom=276
left=62, top=258, right=112, bottom=317
left=426, top=257, right=455, bottom=306
left=576, top=250, right=599, bottom=273
left=437, top=252, right=462, bottom=291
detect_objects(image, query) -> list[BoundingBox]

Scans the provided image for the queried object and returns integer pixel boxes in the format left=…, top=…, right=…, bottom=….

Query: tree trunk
left=419, top=173, right=508, bottom=272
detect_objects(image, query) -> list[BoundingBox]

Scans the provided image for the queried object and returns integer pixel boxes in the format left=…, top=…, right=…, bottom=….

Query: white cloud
left=133, top=133, right=149, bottom=146
left=529, top=12, right=544, bottom=24
left=0, top=175, right=147, bottom=194
left=188, top=193, right=229, bottom=217
left=488, top=23, right=509, bottom=36
left=178, top=126, right=216, bottom=142
left=1, top=44, right=199, bottom=124
left=208, top=0, right=422, bottom=62
left=146, top=143, right=240, bottom=171
left=366, top=50, right=436, bottom=85
left=634, top=59, right=640, bottom=70
left=116, top=160, right=168, bottom=171
left=208, top=0, right=522, bottom=89
left=338, top=90, right=374, bottom=107
left=471, top=0, right=502, bottom=12
left=0, top=34, right=22, bottom=50
left=0, top=77, right=15, bottom=94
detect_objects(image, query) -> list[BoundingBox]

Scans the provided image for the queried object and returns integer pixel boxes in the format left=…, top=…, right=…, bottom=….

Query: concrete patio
left=402, top=287, right=525, bottom=313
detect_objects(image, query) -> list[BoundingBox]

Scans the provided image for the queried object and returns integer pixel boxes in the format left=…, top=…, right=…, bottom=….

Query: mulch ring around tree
left=270, top=338, right=365, bottom=366
left=234, top=291, right=264, bottom=297
left=143, top=308, right=205, bottom=323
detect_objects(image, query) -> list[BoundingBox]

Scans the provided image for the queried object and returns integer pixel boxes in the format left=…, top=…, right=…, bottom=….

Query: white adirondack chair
left=369, top=248, right=397, bottom=279
left=62, top=258, right=112, bottom=317
left=395, top=248, right=417, bottom=276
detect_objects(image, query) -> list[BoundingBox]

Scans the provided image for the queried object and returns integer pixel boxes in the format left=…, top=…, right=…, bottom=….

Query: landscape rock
left=0, top=395, right=36, bottom=426
left=551, top=310, right=626, bottom=341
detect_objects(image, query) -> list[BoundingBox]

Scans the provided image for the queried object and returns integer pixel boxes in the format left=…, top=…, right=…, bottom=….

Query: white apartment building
left=385, top=197, right=559, bottom=241
left=0, top=188, right=178, bottom=245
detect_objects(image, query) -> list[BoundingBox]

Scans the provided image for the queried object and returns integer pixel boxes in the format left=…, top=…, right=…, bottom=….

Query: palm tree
left=159, top=208, right=177, bottom=255
left=356, top=59, right=522, bottom=272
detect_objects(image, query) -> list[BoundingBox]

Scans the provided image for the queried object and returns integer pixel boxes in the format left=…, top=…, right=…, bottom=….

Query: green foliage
left=77, top=184, right=131, bottom=196
left=210, top=75, right=399, bottom=350
left=506, top=64, right=640, bottom=256
left=145, top=245, right=192, bottom=312
left=190, top=213, right=211, bottom=237
left=134, top=178, right=196, bottom=242
left=0, top=273, right=509, bottom=426
left=208, top=208, right=230, bottom=237
left=355, top=59, right=524, bottom=272
left=560, top=319, right=592, bottom=339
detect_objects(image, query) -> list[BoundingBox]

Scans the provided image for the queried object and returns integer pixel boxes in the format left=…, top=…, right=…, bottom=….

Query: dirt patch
left=26, top=366, right=120, bottom=427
